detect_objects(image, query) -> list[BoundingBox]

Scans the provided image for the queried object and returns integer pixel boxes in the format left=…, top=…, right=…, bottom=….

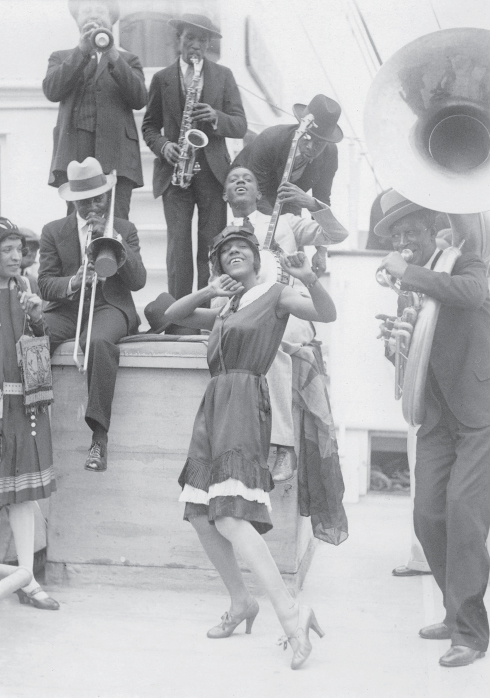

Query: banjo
left=259, top=112, right=316, bottom=284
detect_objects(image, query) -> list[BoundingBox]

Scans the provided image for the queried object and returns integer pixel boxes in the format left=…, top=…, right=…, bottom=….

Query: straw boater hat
left=292, top=94, right=343, bottom=143
left=58, top=157, right=117, bottom=201
left=374, top=189, right=427, bottom=238
left=168, top=13, right=222, bottom=38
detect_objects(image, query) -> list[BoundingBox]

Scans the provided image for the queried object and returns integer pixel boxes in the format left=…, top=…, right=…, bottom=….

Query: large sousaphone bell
left=364, top=28, right=490, bottom=425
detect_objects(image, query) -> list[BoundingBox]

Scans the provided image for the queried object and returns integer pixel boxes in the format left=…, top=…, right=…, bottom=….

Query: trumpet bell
left=91, top=27, right=114, bottom=52
left=89, top=237, right=127, bottom=278
left=364, top=28, right=490, bottom=214
left=185, top=129, right=209, bottom=149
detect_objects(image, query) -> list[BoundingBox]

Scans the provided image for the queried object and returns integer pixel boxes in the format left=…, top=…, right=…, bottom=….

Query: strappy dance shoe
left=16, top=586, right=60, bottom=610
left=207, top=599, right=259, bottom=638
left=278, top=605, right=324, bottom=669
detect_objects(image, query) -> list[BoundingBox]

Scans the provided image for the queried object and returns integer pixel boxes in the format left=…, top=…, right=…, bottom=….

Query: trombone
left=73, top=170, right=126, bottom=373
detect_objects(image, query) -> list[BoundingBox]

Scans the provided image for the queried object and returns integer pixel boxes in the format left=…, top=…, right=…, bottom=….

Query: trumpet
left=73, top=171, right=126, bottom=373
left=90, top=27, right=114, bottom=52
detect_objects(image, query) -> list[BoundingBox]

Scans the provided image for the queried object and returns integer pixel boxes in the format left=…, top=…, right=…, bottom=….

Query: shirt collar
left=179, top=56, right=204, bottom=75
left=424, top=248, right=440, bottom=269
left=76, top=213, right=89, bottom=234
left=232, top=210, right=258, bottom=227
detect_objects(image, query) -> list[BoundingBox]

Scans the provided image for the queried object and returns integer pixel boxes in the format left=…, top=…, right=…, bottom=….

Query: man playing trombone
left=38, top=158, right=146, bottom=472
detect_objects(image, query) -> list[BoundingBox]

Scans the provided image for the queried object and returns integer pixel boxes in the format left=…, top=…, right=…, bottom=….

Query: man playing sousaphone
left=376, top=189, right=490, bottom=668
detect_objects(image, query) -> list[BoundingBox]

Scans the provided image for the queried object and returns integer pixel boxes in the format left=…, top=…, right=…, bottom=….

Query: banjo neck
left=262, top=113, right=315, bottom=251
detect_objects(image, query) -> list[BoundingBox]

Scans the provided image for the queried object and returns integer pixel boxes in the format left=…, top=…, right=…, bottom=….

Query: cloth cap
left=374, top=189, right=427, bottom=238
left=0, top=217, right=26, bottom=251
left=168, top=13, right=222, bottom=38
left=58, top=157, right=116, bottom=201
left=18, top=228, right=40, bottom=248
left=209, top=222, right=260, bottom=258
left=292, top=94, right=343, bottom=143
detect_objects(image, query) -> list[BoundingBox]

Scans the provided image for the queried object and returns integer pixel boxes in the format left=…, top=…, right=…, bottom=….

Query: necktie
left=184, top=64, right=194, bottom=91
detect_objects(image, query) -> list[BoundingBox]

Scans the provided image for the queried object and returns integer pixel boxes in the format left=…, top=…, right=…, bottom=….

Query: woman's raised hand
left=209, top=275, right=245, bottom=297
left=281, top=252, right=317, bottom=285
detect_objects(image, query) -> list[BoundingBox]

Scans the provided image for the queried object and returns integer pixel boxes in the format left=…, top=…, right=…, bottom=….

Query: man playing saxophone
left=376, top=189, right=490, bottom=668
left=142, top=14, right=247, bottom=326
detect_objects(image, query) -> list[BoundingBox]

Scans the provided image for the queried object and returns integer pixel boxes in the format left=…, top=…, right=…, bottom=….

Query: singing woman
left=163, top=223, right=337, bottom=669
left=0, top=217, right=58, bottom=610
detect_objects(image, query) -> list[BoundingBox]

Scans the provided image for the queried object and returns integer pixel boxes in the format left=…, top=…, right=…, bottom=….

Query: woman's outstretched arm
left=163, top=275, right=245, bottom=330
left=277, top=253, right=337, bottom=323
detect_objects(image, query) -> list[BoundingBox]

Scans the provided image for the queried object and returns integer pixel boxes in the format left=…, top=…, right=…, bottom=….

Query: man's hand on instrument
left=208, top=275, right=244, bottom=297
left=85, top=212, right=106, bottom=239
left=106, top=46, right=119, bottom=64
left=312, top=248, right=327, bottom=277
left=71, top=262, right=96, bottom=292
left=380, top=251, right=408, bottom=279
left=79, top=21, right=98, bottom=55
left=277, top=182, right=316, bottom=211
left=375, top=314, right=396, bottom=340
left=18, top=291, right=43, bottom=323
left=162, top=142, right=180, bottom=165
left=191, top=103, right=217, bottom=123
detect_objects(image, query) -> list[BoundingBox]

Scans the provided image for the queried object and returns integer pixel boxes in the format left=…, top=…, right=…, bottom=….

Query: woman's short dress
left=0, top=289, right=56, bottom=508
left=178, top=282, right=288, bottom=534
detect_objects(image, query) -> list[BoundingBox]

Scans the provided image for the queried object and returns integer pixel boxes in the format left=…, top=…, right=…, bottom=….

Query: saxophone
left=172, top=56, right=209, bottom=189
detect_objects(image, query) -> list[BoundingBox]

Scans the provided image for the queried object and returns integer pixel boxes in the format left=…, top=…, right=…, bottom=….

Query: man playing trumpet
left=38, top=158, right=146, bottom=472
left=376, top=189, right=490, bottom=668
left=43, top=0, right=147, bottom=220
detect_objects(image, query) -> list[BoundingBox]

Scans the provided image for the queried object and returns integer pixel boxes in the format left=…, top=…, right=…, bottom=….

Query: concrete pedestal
left=45, top=339, right=314, bottom=592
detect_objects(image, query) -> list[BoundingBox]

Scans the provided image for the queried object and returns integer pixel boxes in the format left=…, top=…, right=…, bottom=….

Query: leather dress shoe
left=84, top=441, right=107, bottom=472
left=419, top=622, right=451, bottom=640
left=439, top=645, right=485, bottom=667
left=392, top=565, right=432, bottom=577
left=271, top=446, right=296, bottom=482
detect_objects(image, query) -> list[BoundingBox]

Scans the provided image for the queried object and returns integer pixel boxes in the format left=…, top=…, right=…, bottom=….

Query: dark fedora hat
left=292, top=94, right=343, bottom=143
left=144, top=292, right=177, bottom=334
left=168, top=13, right=222, bottom=38
left=209, top=222, right=260, bottom=258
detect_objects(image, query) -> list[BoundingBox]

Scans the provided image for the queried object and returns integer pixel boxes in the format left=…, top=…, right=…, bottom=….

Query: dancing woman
left=163, top=224, right=337, bottom=669
left=0, top=218, right=58, bottom=610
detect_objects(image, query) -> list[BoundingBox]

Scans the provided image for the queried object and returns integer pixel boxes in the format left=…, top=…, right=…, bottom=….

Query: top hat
left=209, top=222, right=260, bottom=258
left=374, top=189, right=427, bottom=237
left=292, top=94, right=343, bottom=143
left=168, top=13, right=222, bottom=38
left=58, top=157, right=117, bottom=202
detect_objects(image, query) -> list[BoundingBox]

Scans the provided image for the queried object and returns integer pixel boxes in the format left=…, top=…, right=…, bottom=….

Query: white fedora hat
left=58, top=157, right=117, bottom=202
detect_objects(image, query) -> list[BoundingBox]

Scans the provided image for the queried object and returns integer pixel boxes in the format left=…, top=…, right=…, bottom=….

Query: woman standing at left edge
left=0, top=218, right=58, bottom=610
left=164, top=224, right=339, bottom=669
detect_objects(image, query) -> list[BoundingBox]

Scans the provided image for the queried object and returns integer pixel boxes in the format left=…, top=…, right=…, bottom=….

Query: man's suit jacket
left=401, top=253, right=490, bottom=432
left=38, top=214, right=147, bottom=335
left=232, top=124, right=339, bottom=216
left=43, top=47, right=147, bottom=188
left=142, top=58, right=247, bottom=198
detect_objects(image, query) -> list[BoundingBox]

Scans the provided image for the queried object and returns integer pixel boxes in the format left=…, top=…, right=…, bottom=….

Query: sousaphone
left=364, top=27, right=490, bottom=426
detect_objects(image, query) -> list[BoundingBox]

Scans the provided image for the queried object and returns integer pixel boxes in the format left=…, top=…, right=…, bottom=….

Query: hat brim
left=168, top=18, right=222, bottom=38
left=210, top=233, right=259, bottom=258
left=374, top=201, right=426, bottom=237
left=58, top=173, right=117, bottom=202
left=292, top=103, right=343, bottom=143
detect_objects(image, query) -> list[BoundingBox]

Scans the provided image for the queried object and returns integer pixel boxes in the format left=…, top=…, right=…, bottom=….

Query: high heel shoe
left=207, top=598, right=259, bottom=639
left=15, top=586, right=60, bottom=610
left=279, top=605, right=325, bottom=670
